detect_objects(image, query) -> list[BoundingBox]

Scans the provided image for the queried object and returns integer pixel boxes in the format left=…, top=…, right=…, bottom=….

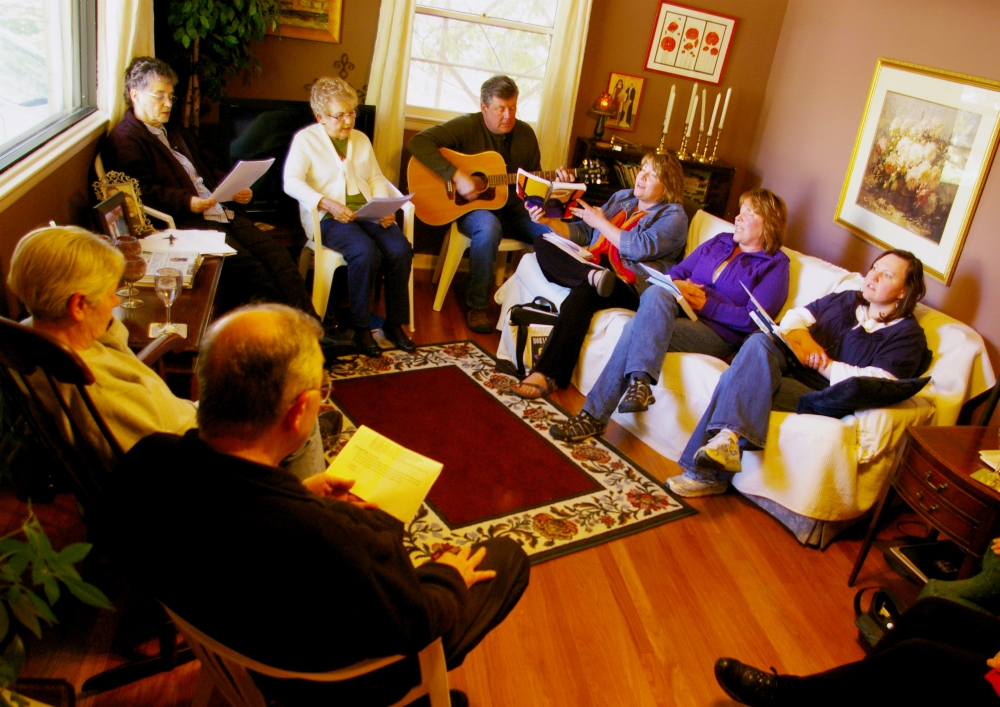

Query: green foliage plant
left=0, top=508, right=112, bottom=707
left=166, top=0, right=282, bottom=129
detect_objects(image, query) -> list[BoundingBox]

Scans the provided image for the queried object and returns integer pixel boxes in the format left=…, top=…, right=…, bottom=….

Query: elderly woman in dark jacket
left=511, top=152, right=689, bottom=399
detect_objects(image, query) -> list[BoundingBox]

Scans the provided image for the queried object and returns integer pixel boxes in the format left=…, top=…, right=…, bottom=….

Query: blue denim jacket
left=566, top=189, right=687, bottom=294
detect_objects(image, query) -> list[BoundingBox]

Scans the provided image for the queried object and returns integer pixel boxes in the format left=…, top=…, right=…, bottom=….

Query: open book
left=326, top=425, right=442, bottom=523
left=740, top=283, right=824, bottom=385
left=540, top=232, right=601, bottom=268
left=638, top=263, right=698, bottom=321
left=516, top=169, right=587, bottom=219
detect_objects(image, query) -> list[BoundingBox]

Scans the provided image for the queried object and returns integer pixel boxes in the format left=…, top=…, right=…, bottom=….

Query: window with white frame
left=407, top=0, right=559, bottom=125
left=0, top=0, right=96, bottom=172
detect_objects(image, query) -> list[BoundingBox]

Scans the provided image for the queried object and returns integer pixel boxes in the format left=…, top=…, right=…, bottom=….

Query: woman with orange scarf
left=512, top=152, right=687, bottom=399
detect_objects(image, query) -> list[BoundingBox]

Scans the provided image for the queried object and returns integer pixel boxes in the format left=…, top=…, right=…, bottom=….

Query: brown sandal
left=512, top=374, right=557, bottom=400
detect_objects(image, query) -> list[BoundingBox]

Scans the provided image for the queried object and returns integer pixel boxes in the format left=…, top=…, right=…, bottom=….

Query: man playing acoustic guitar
left=408, top=76, right=552, bottom=333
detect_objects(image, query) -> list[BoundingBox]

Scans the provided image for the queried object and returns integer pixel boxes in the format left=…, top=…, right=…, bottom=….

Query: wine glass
left=154, top=268, right=182, bottom=334
left=119, top=255, right=147, bottom=309
left=115, top=237, right=141, bottom=296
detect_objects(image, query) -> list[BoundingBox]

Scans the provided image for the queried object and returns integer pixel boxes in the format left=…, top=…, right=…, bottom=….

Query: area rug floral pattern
left=322, top=341, right=696, bottom=565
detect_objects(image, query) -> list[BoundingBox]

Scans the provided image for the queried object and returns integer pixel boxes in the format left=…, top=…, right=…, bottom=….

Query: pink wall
left=748, top=0, right=1000, bottom=367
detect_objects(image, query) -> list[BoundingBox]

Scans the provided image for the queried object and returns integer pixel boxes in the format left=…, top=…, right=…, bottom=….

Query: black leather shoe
left=354, top=328, right=383, bottom=358
left=383, top=322, right=416, bottom=353
left=714, top=658, right=792, bottom=706
left=319, top=335, right=356, bottom=362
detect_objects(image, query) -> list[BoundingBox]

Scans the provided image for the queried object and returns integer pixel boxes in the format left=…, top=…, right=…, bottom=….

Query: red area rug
left=324, top=341, right=695, bottom=564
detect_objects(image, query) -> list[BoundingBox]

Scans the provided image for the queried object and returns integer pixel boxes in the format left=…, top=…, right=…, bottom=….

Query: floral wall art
left=644, top=2, right=737, bottom=85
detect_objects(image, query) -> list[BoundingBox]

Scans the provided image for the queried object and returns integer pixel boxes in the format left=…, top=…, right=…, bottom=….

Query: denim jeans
left=457, top=205, right=550, bottom=310
left=581, top=286, right=735, bottom=423
left=677, top=333, right=817, bottom=477
left=280, top=421, right=325, bottom=481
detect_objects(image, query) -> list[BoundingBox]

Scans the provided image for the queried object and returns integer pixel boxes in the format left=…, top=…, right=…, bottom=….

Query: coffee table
left=114, top=256, right=223, bottom=397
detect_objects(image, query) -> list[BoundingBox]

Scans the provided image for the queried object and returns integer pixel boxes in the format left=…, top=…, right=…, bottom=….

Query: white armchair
left=297, top=184, right=416, bottom=332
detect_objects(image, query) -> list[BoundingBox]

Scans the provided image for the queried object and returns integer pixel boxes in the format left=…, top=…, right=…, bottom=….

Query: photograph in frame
left=835, top=59, right=1000, bottom=284
left=644, top=2, right=737, bottom=85
left=93, top=192, right=133, bottom=242
left=268, top=0, right=342, bottom=43
left=606, top=73, right=645, bottom=132
left=92, top=171, right=154, bottom=235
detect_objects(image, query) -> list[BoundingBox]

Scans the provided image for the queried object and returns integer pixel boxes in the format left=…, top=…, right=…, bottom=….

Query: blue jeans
left=581, top=286, right=735, bottom=423
left=320, top=219, right=412, bottom=328
left=280, top=421, right=325, bottom=480
left=457, top=205, right=550, bottom=310
left=677, top=333, right=816, bottom=477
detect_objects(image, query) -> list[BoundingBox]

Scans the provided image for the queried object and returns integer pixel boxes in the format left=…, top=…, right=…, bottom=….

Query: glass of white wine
left=154, top=268, right=182, bottom=334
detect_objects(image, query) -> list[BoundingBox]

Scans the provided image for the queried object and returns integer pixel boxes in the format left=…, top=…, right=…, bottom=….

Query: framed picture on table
left=606, top=73, right=645, bottom=132
left=92, top=171, right=154, bottom=235
left=835, top=58, right=1000, bottom=284
left=93, top=192, right=133, bottom=242
left=644, top=2, right=737, bottom=85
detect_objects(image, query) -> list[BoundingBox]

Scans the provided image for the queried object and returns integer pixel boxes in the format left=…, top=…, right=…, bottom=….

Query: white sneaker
left=667, top=471, right=729, bottom=497
left=694, top=429, right=742, bottom=473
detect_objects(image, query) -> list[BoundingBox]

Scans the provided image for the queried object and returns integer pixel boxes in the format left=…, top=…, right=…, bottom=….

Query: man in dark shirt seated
left=407, top=75, right=551, bottom=333
left=106, top=303, right=530, bottom=706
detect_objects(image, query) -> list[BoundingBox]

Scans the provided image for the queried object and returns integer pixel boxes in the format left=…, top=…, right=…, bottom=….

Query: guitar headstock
left=574, top=159, right=610, bottom=185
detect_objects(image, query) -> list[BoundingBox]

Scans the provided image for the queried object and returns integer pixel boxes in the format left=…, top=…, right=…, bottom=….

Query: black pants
left=196, top=214, right=316, bottom=317
left=257, top=537, right=530, bottom=706
left=532, top=236, right=639, bottom=388
left=789, top=598, right=1000, bottom=705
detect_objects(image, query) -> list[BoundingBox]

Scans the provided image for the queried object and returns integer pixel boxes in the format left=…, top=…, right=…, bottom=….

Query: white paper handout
left=541, top=232, right=599, bottom=266
left=638, top=263, right=698, bottom=321
left=210, top=159, right=275, bottom=202
left=327, top=425, right=442, bottom=523
left=142, top=230, right=237, bottom=256
left=353, top=194, right=414, bottom=221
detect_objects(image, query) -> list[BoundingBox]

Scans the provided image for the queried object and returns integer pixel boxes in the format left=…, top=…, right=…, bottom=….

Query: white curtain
left=535, top=0, right=593, bottom=168
left=98, top=0, right=155, bottom=130
left=367, top=0, right=415, bottom=185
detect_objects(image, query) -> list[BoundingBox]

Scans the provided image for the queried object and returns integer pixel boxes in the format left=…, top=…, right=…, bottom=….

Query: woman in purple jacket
left=550, top=189, right=791, bottom=442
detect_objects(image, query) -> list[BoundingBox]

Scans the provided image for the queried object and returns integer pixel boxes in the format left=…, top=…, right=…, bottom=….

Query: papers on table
left=210, top=159, right=275, bottom=202
left=353, top=194, right=414, bottom=221
left=639, top=263, right=698, bottom=321
left=142, top=230, right=237, bottom=256
left=327, top=425, right=442, bottom=523
left=541, top=233, right=599, bottom=267
left=136, top=250, right=202, bottom=288
left=980, top=450, right=1000, bottom=470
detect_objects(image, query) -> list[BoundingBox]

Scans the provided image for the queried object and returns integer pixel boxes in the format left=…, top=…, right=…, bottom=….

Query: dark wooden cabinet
left=572, top=137, right=735, bottom=218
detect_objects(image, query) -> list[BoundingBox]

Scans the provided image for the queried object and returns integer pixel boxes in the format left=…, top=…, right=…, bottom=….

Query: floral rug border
left=323, top=341, right=696, bottom=565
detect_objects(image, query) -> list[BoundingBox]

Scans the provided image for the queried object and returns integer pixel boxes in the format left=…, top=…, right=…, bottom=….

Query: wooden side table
left=849, top=425, right=1000, bottom=585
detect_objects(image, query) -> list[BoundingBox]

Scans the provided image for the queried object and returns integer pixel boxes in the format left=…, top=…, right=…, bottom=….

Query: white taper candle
left=718, top=88, right=732, bottom=129
left=707, top=93, right=721, bottom=136
left=663, top=85, right=676, bottom=134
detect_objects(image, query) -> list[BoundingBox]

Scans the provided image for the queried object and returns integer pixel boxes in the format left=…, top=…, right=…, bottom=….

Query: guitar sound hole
left=454, top=173, right=495, bottom=205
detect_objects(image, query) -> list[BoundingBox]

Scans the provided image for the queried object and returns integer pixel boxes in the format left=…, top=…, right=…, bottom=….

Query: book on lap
left=638, top=263, right=698, bottom=321
left=540, top=233, right=601, bottom=267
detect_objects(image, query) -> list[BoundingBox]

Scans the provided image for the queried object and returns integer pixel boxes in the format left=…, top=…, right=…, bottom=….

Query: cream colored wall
left=747, top=0, right=1000, bottom=368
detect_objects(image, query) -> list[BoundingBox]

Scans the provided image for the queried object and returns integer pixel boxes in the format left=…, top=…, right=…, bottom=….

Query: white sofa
left=495, top=210, right=997, bottom=546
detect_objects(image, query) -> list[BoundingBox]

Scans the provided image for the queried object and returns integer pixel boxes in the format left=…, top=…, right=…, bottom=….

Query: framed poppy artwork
left=644, top=2, right=737, bottom=85
left=835, top=58, right=1000, bottom=284
left=606, top=73, right=645, bottom=132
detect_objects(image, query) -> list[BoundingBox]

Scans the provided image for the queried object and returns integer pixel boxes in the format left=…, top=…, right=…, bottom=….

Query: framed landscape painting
left=835, top=59, right=1000, bottom=284
left=268, top=0, right=342, bottom=43
left=606, top=73, right=645, bottom=132
left=644, top=1, right=737, bottom=85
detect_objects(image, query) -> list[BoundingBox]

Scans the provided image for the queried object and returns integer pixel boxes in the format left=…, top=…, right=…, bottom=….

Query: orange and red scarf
left=587, top=208, right=647, bottom=285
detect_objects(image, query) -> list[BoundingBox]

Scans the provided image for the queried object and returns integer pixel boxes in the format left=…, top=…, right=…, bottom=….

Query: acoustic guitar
left=407, top=147, right=607, bottom=226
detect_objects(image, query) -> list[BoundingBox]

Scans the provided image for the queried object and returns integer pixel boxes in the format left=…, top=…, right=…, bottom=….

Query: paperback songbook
left=516, top=169, right=586, bottom=219
left=137, top=250, right=202, bottom=288
left=540, top=233, right=599, bottom=266
left=326, top=425, right=442, bottom=523
left=740, top=282, right=800, bottom=362
left=638, top=263, right=698, bottom=321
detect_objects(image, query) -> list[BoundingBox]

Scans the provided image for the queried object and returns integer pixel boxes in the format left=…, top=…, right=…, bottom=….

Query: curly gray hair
left=123, top=56, right=178, bottom=106
left=310, top=77, right=358, bottom=118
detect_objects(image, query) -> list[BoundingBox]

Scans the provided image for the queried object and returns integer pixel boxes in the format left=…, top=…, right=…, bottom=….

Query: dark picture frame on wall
left=644, top=1, right=737, bottom=85
left=93, top=191, right=133, bottom=242
left=835, top=58, right=1000, bottom=285
left=606, top=73, right=645, bottom=132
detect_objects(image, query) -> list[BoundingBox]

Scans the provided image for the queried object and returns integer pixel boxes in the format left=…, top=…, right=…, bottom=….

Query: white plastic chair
left=431, top=221, right=533, bottom=312
left=162, top=604, right=451, bottom=707
left=94, top=154, right=176, bottom=229
left=298, top=184, right=416, bottom=332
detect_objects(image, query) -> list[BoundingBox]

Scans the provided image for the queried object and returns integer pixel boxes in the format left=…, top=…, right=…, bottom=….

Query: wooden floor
left=8, top=268, right=926, bottom=707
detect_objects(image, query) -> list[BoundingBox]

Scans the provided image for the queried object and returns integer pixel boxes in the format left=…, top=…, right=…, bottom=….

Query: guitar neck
left=485, top=168, right=582, bottom=187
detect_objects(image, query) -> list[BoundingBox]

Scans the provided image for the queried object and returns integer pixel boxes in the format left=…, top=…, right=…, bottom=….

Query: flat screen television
left=218, top=97, right=376, bottom=226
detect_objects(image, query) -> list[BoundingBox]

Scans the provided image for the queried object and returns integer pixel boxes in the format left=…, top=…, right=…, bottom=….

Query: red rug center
left=331, top=366, right=600, bottom=526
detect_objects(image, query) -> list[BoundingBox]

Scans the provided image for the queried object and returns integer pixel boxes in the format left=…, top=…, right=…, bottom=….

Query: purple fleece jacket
left=669, top=232, right=790, bottom=345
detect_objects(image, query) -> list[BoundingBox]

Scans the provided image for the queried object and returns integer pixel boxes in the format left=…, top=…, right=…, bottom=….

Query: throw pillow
left=796, top=376, right=931, bottom=418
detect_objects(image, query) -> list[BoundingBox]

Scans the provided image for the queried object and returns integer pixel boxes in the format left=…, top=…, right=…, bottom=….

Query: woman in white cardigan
left=284, top=77, right=414, bottom=356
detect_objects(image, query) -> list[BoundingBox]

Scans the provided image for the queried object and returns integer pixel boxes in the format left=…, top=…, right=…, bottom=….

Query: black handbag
left=497, top=297, right=559, bottom=379
left=853, top=586, right=904, bottom=652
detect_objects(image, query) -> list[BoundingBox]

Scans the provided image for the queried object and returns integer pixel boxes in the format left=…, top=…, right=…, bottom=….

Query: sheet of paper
left=142, top=230, right=237, bottom=256
left=353, top=194, right=414, bottom=221
left=980, top=449, right=1000, bottom=470
left=210, top=159, right=275, bottom=202
left=327, top=425, right=442, bottom=523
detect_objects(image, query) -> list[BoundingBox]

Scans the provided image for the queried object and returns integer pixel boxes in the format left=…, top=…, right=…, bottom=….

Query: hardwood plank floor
left=8, top=268, right=926, bottom=706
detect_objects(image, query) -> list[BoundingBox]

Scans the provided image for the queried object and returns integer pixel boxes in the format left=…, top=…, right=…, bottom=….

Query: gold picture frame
left=606, top=72, right=645, bottom=133
left=92, top=171, right=154, bottom=236
left=269, top=0, right=342, bottom=43
left=835, top=58, right=1000, bottom=284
